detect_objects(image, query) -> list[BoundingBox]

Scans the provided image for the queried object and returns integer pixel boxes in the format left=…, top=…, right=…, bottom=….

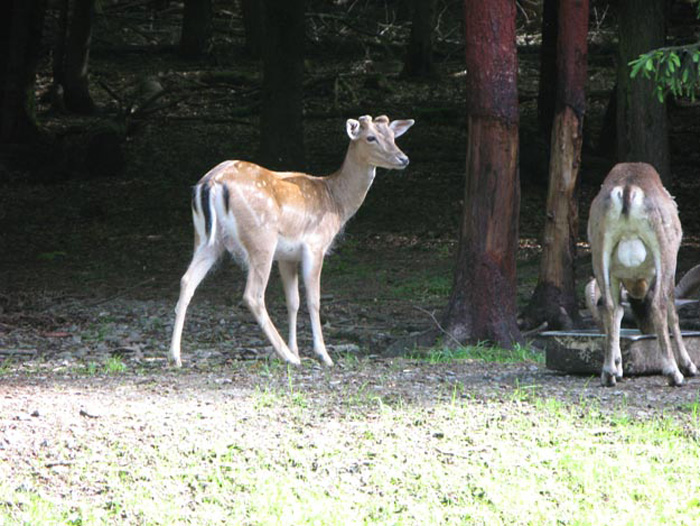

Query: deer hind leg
left=302, top=250, right=334, bottom=366
left=649, top=296, right=685, bottom=386
left=278, top=260, right=300, bottom=359
left=667, top=300, right=698, bottom=378
left=243, top=252, right=301, bottom=365
left=170, top=244, right=223, bottom=367
left=601, top=280, right=624, bottom=386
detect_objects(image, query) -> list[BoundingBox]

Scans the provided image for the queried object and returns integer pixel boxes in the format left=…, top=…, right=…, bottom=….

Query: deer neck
left=326, top=141, right=377, bottom=222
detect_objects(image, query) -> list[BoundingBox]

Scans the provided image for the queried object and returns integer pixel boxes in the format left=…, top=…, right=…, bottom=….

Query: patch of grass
left=104, top=356, right=127, bottom=374
left=86, top=361, right=99, bottom=375
left=0, top=358, right=15, bottom=375
left=4, top=393, right=700, bottom=526
left=414, top=342, right=544, bottom=365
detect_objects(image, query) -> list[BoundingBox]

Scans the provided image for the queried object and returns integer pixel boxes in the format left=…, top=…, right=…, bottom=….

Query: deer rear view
left=588, top=162, right=698, bottom=386
left=170, top=115, right=414, bottom=367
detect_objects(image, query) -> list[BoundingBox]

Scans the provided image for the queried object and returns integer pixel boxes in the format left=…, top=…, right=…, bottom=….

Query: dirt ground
left=3, top=4, right=700, bottom=511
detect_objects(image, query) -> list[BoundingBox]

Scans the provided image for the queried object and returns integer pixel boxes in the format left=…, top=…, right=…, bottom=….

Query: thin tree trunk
left=442, top=0, right=522, bottom=348
left=597, top=83, right=617, bottom=158
left=63, top=0, right=96, bottom=114
left=537, top=0, right=558, bottom=139
left=52, top=0, right=69, bottom=88
left=259, top=0, right=306, bottom=171
left=0, top=0, right=47, bottom=141
left=402, top=0, right=438, bottom=78
left=526, top=0, right=589, bottom=330
left=617, top=0, right=670, bottom=184
left=180, top=0, right=212, bottom=58
left=242, top=0, right=263, bottom=59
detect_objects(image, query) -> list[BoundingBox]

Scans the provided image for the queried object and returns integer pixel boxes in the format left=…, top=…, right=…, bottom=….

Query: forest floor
left=2, top=2, right=700, bottom=523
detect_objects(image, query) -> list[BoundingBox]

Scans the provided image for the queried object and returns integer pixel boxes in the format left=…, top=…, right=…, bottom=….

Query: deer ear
left=346, top=119, right=361, bottom=140
left=390, top=119, right=415, bottom=138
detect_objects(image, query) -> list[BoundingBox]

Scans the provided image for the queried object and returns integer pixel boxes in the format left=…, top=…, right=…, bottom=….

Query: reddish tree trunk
left=442, top=0, right=522, bottom=348
left=526, top=0, right=589, bottom=330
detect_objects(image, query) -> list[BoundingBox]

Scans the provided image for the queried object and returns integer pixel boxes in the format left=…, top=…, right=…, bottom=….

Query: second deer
left=170, top=115, right=414, bottom=367
left=588, top=162, right=698, bottom=386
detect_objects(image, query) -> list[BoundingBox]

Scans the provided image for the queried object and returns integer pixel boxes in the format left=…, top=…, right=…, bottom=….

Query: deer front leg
left=302, top=249, right=334, bottom=366
left=278, top=260, right=300, bottom=359
left=243, top=255, right=301, bottom=365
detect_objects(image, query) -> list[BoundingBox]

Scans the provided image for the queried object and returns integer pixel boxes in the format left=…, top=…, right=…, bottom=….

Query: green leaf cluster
left=629, top=44, right=700, bottom=103
left=629, top=1, right=700, bottom=102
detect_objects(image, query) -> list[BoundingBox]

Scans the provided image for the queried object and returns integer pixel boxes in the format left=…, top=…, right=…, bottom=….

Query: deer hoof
left=667, top=370, right=685, bottom=387
left=601, top=370, right=617, bottom=387
left=315, top=352, right=334, bottom=367
left=168, top=353, right=183, bottom=368
left=683, top=362, right=698, bottom=377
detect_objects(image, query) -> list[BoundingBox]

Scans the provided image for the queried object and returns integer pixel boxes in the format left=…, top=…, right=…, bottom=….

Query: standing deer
left=588, top=162, right=698, bottom=386
left=169, top=115, right=414, bottom=367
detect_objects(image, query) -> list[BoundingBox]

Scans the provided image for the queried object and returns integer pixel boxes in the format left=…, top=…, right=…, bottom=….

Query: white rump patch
left=616, top=238, right=647, bottom=268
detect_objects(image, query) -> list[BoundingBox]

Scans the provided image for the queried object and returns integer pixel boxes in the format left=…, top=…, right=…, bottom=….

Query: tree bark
left=0, top=0, right=47, bottom=142
left=259, top=0, right=306, bottom=171
left=442, top=0, right=522, bottom=348
left=616, top=0, right=670, bottom=184
left=62, top=0, right=96, bottom=114
left=401, top=0, right=438, bottom=79
left=537, top=0, right=558, bottom=139
left=52, top=0, right=69, bottom=90
left=242, top=0, right=263, bottom=59
left=526, top=0, right=589, bottom=330
left=180, top=0, right=212, bottom=58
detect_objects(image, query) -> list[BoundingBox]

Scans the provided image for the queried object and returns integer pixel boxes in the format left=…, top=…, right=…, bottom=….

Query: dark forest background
left=1, top=0, right=700, bottom=351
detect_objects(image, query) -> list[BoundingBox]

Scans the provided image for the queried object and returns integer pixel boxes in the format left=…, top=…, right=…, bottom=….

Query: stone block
left=538, top=329, right=700, bottom=375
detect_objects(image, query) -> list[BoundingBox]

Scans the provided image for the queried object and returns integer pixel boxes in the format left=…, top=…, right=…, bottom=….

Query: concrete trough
left=538, top=328, right=700, bottom=375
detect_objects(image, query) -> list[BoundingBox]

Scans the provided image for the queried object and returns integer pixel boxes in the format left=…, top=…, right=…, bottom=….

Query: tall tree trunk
left=242, top=0, right=263, bottom=59
left=180, top=0, right=212, bottom=58
left=62, top=0, right=96, bottom=114
left=442, top=0, right=522, bottom=348
left=617, top=0, right=670, bottom=184
left=401, top=0, right=438, bottom=78
left=526, top=0, right=590, bottom=330
left=597, top=83, right=617, bottom=158
left=0, top=0, right=47, bottom=142
left=537, top=0, right=558, bottom=139
left=259, top=0, right=306, bottom=171
left=52, top=0, right=69, bottom=89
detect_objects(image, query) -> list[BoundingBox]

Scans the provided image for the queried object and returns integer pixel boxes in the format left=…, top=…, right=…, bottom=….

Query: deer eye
left=366, top=136, right=377, bottom=143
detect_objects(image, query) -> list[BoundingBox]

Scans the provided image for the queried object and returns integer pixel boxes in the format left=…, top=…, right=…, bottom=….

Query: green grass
left=413, top=342, right=545, bottom=364
left=104, top=356, right=127, bottom=375
left=2, top=391, right=699, bottom=526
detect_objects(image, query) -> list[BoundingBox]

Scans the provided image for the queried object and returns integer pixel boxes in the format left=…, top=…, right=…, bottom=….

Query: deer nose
left=398, top=155, right=409, bottom=167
